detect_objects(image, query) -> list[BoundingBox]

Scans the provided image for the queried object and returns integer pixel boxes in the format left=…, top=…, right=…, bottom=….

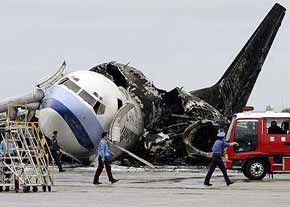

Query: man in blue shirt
left=204, top=131, right=238, bottom=186
left=93, top=132, right=119, bottom=185
left=0, top=130, right=16, bottom=157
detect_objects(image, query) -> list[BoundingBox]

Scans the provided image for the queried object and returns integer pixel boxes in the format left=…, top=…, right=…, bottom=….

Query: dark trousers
left=204, top=153, right=231, bottom=185
left=52, top=152, right=63, bottom=172
left=93, top=157, right=114, bottom=182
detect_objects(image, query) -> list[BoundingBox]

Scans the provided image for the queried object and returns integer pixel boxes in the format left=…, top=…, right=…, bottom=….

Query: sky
left=0, top=0, right=289, bottom=111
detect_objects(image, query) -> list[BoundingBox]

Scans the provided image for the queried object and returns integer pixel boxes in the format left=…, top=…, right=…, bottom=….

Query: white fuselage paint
left=38, top=71, right=143, bottom=161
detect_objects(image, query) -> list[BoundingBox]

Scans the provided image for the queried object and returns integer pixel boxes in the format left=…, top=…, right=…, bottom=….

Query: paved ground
left=1, top=166, right=290, bottom=207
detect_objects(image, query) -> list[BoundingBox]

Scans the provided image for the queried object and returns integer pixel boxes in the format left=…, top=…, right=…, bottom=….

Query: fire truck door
left=283, top=157, right=290, bottom=171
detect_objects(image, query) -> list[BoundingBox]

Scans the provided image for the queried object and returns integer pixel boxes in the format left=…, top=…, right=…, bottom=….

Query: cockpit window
left=63, top=80, right=81, bottom=93
left=61, top=78, right=106, bottom=114
left=93, top=101, right=106, bottom=115
left=117, top=99, right=123, bottom=109
left=79, top=90, right=96, bottom=106
left=98, top=104, right=106, bottom=114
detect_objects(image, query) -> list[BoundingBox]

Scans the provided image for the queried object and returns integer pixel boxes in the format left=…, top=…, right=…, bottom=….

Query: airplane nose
left=38, top=104, right=93, bottom=157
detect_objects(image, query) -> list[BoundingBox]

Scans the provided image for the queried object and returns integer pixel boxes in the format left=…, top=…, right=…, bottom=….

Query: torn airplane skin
left=90, top=3, right=286, bottom=164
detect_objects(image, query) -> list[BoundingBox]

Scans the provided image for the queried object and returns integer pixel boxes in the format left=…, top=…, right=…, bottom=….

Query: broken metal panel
left=191, top=3, right=286, bottom=116
left=90, top=62, right=163, bottom=129
left=162, top=88, right=221, bottom=120
left=36, top=61, right=66, bottom=90
left=142, top=88, right=222, bottom=163
left=89, top=62, right=227, bottom=163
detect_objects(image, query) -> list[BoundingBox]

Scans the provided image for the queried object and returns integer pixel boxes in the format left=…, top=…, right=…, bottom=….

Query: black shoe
left=93, top=181, right=102, bottom=185
left=227, top=181, right=234, bottom=186
left=111, top=179, right=119, bottom=184
left=204, top=183, right=212, bottom=186
left=59, top=169, right=66, bottom=172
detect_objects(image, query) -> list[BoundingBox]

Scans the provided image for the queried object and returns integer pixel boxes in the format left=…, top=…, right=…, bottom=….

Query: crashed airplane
left=0, top=3, right=286, bottom=165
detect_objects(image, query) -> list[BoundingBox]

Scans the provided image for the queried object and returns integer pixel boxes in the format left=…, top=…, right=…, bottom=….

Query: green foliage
left=265, top=105, right=274, bottom=111
left=281, top=108, right=290, bottom=113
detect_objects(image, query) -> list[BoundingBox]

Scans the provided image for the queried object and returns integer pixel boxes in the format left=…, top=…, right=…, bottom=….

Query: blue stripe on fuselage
left=41, top=85, right=104, bottom=149
left=42, top=98, right=94, bottom=150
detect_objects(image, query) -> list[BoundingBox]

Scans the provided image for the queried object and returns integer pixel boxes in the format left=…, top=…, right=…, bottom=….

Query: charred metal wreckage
left=90, top=3, right=286, bottom=164
left=0, top=4, right=286, bottom=165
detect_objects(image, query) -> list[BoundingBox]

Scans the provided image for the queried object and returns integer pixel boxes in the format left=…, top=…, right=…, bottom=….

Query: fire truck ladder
left=0, top=122, right=54, bottom=193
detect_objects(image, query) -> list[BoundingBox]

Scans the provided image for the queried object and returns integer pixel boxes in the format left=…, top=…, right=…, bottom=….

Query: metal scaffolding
left=0, top=106, right=55, bottom=193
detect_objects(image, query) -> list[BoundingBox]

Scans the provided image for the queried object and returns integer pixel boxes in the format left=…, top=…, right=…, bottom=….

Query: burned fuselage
left=90, top=62, right=222, bottom=163
left=90, top=3, right=286, bottom=164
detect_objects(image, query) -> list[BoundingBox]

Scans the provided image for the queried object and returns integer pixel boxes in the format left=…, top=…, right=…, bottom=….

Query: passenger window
left=266, top=118, right=290, bottom=134
left=93, top=92, right=99, bottom=98
left=79, top=90, right=96, bottom=106
left=234, top=120, right=258, bottom=153
left=71, top=76, right=79, bottom=81
left=63, top=80, right=81, bottom=93
left=94, top=102, right=101, bottom=113
left=58, top=77, right=69, bottom=85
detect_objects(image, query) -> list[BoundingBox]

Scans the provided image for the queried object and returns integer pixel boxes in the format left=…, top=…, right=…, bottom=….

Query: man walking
left=93, top=132, right=119, bottom=185
left=204, top=131, right=238, bottom=186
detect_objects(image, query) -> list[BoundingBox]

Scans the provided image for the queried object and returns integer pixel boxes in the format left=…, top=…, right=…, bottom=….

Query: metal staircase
left=0, top=121, right=54, bottom=193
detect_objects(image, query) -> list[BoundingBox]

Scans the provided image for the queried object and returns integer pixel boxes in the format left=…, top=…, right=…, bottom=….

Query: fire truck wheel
left=242, top=168, right=250, bottom=178
left=246, top=159, right=267, bottom=180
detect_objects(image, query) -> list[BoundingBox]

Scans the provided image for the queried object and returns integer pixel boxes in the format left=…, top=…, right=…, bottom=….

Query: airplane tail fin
left=191, top=3, right=286, bottom=116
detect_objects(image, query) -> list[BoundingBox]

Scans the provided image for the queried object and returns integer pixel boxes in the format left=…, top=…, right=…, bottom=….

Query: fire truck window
left=266, top=119, right=289, bottom=134
left=281, top=121, right=289, bottom=134
left=234, top=120, right=258, bottom=153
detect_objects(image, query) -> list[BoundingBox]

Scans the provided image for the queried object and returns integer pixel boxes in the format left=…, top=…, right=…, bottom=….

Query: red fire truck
left=224, top=111, right=290, bottom=180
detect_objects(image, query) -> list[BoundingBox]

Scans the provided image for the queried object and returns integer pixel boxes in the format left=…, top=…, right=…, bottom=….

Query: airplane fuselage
left=38, top=71, right=143, bottom=161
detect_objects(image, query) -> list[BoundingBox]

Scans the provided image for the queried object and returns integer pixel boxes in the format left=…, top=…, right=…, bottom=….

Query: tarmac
left=1, top=165, right=290, bottom=207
